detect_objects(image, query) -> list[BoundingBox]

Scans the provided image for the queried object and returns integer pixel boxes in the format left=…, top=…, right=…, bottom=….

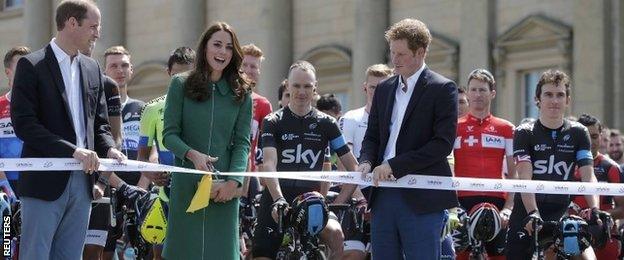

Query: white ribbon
left=1, top=158, right=623, bottom=196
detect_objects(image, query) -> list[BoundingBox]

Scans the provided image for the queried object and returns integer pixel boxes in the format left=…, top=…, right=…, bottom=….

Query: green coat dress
left=162, top=74, right=252, bottom=260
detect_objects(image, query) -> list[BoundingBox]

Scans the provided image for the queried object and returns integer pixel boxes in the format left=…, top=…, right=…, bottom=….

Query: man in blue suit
left=358, top=18, right=459, bottom=259
left=11, top=1, right=125, bottom=258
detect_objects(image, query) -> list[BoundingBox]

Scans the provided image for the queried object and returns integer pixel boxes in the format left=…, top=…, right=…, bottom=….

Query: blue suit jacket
left=360, top=67, right=459, bottom=213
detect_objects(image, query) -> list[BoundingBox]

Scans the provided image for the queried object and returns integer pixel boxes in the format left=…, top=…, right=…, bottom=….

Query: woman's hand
left=186, top=149, right=218, bottom=171
left=212, top=180, right=239, bottom=203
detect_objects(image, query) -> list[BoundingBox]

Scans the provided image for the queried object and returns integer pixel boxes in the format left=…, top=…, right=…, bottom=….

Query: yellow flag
left=186, top=175, right=213, bottom=213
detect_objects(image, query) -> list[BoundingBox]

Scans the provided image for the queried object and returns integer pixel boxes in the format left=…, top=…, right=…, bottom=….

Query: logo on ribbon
left=577, top=185, right=586, bottom=193
left=43, top=161, right=53, bottom=168
left=536, top=184, right=545, bottom=191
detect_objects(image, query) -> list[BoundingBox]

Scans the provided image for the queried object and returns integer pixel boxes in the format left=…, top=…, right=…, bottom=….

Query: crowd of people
left=1, top=0, right=624, bottom=260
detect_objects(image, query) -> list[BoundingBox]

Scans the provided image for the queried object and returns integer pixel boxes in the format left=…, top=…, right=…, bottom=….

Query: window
left=523, top=71, right=540, bottom=119
left=493, top=15, right=572, bottom=123
left=3, top=0, right=23, bottom=10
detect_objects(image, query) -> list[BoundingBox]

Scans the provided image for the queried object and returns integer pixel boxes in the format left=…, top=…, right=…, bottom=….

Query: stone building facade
left=1, top=0, right=622, bottom=128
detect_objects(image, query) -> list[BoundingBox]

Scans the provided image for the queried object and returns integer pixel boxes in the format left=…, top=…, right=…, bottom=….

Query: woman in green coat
left=162, top=22, right=252, bottom=259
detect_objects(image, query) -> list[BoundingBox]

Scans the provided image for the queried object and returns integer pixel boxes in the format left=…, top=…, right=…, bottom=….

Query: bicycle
left=239, top=194, right=260, bottom=260
left=275, top=192, right=329, bottom=260
left=111, top=188, right=152, bottom=260
left=530, top=212, right=612, bottom=260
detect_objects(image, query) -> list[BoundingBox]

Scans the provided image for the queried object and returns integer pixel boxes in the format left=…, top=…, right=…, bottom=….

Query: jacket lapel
left=79, top=56, right=90, bottom=123
left=44, top=45, right=75, bottom=130
left=400, top=68, right=429, bottom=132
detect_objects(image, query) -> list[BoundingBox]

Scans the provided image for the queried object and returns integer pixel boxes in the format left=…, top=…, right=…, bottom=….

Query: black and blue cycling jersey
left=262, top=106, right=349, bottom=193
left=509, top=119, right=593, bottom=229
left=507, top=119, right=594, bottom=259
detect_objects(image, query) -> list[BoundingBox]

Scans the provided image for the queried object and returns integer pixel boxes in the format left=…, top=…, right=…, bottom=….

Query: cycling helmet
left=467, top=203, right=501, bottom=242
left=137, top=190, right=168, bottom=244
left=553, top=215, right=592, bottom=256
left=289, top=192, right=329, bottom=236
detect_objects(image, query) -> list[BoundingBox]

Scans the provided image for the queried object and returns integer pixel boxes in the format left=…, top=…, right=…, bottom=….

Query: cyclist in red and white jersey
left=453, top=69, right=516, bottom=260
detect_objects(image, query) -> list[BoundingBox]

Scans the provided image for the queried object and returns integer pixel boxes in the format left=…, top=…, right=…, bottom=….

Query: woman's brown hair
left=184, top=22, right=249, bottom=102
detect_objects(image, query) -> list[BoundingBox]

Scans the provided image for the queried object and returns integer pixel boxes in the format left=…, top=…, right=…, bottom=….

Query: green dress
left=162, top=74, right=252, bottom=260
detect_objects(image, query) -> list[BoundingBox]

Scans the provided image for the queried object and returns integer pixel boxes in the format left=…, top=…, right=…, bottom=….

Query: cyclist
left=338, top=63, right=392, bottom=259
left=507, top=70, right=600, bottom=260
left=0, top=46, right=31, bottom=203
left=252, top=61, right=359, bottom=260
left=453, top=69, right=515, bottom=260
left=571, top=114, right=624, bottom=259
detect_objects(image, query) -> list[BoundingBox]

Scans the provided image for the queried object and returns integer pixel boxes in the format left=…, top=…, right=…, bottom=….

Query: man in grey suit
left=10, top=1, right=125, bottom=259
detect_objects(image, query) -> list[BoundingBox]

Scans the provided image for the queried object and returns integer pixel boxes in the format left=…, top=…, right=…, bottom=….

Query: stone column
left=95, top=0, right=125, bottom=58
left=171, top=0, right=205, bottom=50
left=351, top=0, right=389, bottom=109
left=459, top=0, right=493, bottom=86
left=253, top=0, right=293, bottom=106
left=616, top=0, right=624, bottom=128
left=24, top=0, right=52, bottom=50
left=573, top=0, right=612, bottom=123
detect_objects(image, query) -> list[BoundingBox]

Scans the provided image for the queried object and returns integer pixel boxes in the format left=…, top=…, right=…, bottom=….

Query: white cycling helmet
left=467, top=202, right=501, bottom=242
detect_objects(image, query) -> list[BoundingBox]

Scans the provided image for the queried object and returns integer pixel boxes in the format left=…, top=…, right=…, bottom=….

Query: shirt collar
left=467, top=113, right=492, bottom=123
left=214, top=78, right=230, bottom=96
left=50, top=38, right=79, bottom=64
left=399, top=62, right=426, bottom=91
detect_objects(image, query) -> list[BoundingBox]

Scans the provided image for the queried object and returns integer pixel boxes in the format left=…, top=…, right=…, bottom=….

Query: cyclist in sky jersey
left=507, top=70, right=600, bottom=260
left=253, top=61, right=359, bottom=260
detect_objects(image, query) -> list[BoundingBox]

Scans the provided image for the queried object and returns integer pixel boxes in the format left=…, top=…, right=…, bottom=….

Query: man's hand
left=0, top=180, right=17, bottom=204
left=143, top=172, right=170, bottom=186
left=271, top=197, right=289, bottom=224
left=107, top=147, right=127, bottom=162
left=357, top=161, right=372, bottom=181
left=92, top=182, right=105, bottom=200
left=372, top=162, right=395, bottom=186
left=523, top=210, right=542, bottom=236
left=118, top=182, right=147, bottom=202
left=186, top=150, right=218, bottom=172
left=73, top=148, right=100, bottom=174
left=580, top=207, right=604, bottom=226
left=499, top=208, right=512, bottom=229
left=213, top=180, right=239, bottom=203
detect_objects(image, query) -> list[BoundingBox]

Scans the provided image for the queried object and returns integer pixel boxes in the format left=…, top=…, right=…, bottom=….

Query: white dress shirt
left=383, top=63, right=426, bottom=162
left=50, top=38, right=86, bottom=149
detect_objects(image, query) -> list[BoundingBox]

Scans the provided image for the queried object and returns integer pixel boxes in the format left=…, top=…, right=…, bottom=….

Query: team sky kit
left=507, top=119, right=595, bottom=258
left=253, top=106, right=350, bottom=258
